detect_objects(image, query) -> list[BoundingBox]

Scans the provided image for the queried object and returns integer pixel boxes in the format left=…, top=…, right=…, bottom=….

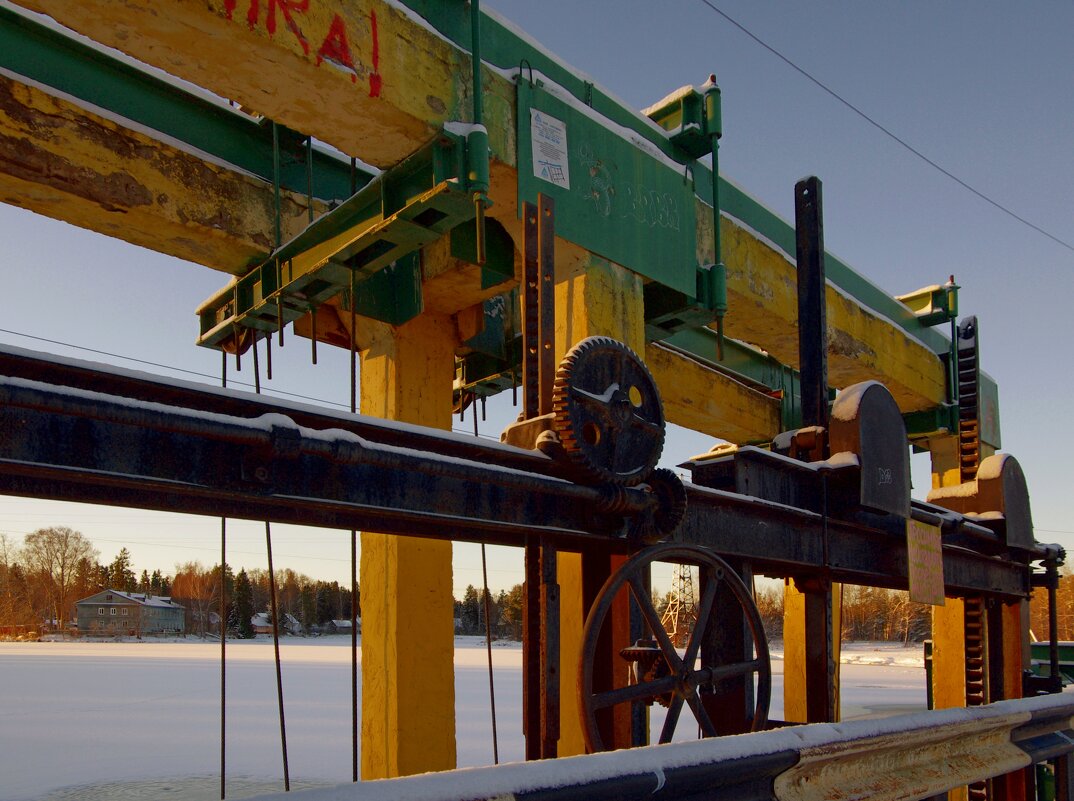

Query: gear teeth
left=551, top=336, right=664, bottom=486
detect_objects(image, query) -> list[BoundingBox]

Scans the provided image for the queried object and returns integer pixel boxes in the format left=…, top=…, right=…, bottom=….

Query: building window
left=121, top=608, right=129, bottom=616
left=98, top=607, right=105, bottom=616
left=105, top=594, right=112, bottom=600
left=110, top=608, right=116, bottom=616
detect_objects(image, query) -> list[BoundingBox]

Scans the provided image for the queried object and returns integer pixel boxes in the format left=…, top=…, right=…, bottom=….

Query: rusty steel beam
left=0, top=346, right=1035, bottom=599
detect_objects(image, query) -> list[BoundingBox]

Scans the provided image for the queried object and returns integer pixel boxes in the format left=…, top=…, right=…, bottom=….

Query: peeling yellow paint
left=0, top=74, right=312, bottom=273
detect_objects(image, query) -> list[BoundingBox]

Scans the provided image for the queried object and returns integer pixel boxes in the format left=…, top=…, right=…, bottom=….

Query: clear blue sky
left=0, top=1, right=1071, bottom=597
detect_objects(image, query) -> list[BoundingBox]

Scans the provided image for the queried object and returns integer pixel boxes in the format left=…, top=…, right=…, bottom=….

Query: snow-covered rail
left=250, top=694, right=1074, bottom=801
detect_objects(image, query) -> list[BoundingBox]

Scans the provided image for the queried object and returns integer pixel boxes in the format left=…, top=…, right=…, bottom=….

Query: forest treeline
left=0, top=527, right=356, bottom=637
left=2, top=527, right=1070, bottom=643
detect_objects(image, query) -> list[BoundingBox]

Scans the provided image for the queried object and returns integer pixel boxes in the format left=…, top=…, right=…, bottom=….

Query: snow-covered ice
left=0, top=637, right=928, bottom=800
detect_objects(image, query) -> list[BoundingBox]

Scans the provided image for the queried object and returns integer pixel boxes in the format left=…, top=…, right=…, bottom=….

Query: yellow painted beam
left=712, top=215, right=947, bottom=413
left=645, top=343, right=780, bottom=444
left=0, top=69, right=781, bottom=448
left=782, top=580, right=842, bottom=723
left=0, top=74, right=314, bottom=274
left=12, top=0, right=513, bottom=169
left=12, top=0, right=948, bottom=414
left=358, top=313, right=457, bottom=778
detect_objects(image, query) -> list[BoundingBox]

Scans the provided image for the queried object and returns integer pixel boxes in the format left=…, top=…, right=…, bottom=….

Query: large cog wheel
left=551, top=336, right=665, bottom=486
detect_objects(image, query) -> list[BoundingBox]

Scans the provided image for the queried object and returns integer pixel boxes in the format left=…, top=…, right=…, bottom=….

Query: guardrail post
left=1056, top=754, right=1073, bottom=801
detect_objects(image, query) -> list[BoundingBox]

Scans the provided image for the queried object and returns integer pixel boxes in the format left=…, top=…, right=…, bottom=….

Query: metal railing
left=248, top=694, right=1074, bottom=801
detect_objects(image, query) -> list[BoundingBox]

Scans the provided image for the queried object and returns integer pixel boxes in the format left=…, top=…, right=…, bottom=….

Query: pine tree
left=139, top=570, right=151, bottom=593
left=461, top=585, right=481, bottom=634
left=233, top=569, right=255, bottom=639
left=108, top=548, right=137, bottom=592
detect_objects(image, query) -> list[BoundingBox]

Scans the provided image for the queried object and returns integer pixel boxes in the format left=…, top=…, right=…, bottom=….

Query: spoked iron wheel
left=578, top=544, right=771, bottom=752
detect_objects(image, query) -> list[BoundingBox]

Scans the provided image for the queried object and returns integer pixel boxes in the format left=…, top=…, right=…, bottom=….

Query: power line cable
left=696, top=0, right=1074, bottom=255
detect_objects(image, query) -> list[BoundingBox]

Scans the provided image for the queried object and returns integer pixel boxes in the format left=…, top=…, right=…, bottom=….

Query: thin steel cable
left=252, top=336, right=261, bottom=394
left=219, top=517, right=227, bottom=800
left=481, top=543, right=500, bottom=764
left=220, top=354, right=227, bottom=800
left=266, top=521, right=291, bottom=792
left=351, top=528, right=359, bottom=782
left=349, top=266, right=359, bottom=783
left=696, top=0, right=1074, bottom=255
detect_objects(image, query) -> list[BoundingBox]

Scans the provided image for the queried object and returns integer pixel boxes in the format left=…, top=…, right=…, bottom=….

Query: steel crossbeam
left=0, top=345, right=1037, bottom=599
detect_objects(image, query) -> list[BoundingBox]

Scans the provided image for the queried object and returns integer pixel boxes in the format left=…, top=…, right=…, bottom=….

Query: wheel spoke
left=628, top=575, right=682, bottom=670
left=682, top=569, right=719, bottom=667
left=684, top=689, right=719, bottom=738
left=569, top=386, right=616, bottom=417
left=590, top=674, right=679, bottom=710
left=696, top=658, right=764, bottom=684
left=629, top=413, right=662, bottom=435
left=658, top=693, right=685, bottom=744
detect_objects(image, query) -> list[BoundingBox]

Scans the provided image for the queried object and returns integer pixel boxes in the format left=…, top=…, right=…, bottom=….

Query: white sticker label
left=530, top=109, right=570, bottom=190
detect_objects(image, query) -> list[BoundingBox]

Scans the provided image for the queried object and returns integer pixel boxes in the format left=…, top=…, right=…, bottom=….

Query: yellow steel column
left=359, top=314, right=457, bottom=778
left=782, top=580, right=841, bottom=722
left=554, top=255, right=645, bottom=755
left=929, top=434, right=968, bottom=801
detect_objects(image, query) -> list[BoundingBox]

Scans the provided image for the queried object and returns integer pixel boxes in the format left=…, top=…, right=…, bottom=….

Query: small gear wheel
left=552, top=336, right=665, bottom=486
left=641, top=467, right=688, bottom=541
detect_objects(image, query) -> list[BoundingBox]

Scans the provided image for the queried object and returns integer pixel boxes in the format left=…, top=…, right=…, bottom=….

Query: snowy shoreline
left=0, top=637, right=927, bottom=800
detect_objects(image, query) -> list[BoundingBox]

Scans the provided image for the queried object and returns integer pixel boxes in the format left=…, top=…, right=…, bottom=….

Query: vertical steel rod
left=351, top=528, right=358, bottom=782
left=522, top=540, right=541, bottom=760
left=220, top=354, right=227, bottom=800
left=220, top=516, right=226, bottom=800
left=521, top=202, right=540, bottom=420
left=350, top=266, right=359, bottom=783
left=539, top=543, right=559, bottom=758
left=481, top=544, right=499, bottom=764
left=265, top=522, right=290, bottom=791
left=252, top=335, right=261, bottom=394
left=306, top=137, right=314, bottom=224
left=537, top=195, right=555, bottom=417
left=795, top=176, right=829, bottom=431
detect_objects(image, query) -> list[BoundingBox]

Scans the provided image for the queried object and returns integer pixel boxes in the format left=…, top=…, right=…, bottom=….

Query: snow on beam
left=246, top=694, right=1074, bottom=801
left=0, top=73, right=316, bottom=274
left=8, top=0, right=946, bottom=412
left=9, top=0, right=506, bottom=169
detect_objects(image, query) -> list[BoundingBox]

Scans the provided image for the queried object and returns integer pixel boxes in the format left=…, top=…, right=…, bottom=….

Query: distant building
left=76, top=590, right=185, bottom=635
left=251, top=611, right=303, bottom=636
left=328, top=618, right=360, bottom=634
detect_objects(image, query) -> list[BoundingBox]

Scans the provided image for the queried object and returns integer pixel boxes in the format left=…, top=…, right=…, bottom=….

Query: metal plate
left=517, top=80, right=699, bottom=296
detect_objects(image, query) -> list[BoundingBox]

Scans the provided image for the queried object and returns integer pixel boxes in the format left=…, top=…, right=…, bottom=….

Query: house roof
left=76, top=589, right=184, bottom=609
left=251, top=612, right=300, bottom=627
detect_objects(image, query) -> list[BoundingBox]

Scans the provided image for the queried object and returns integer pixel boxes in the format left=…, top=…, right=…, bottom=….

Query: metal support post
left=540, top=544, right=560, bottom=758
left=790, top=176, right=837, bottom=723
left=521, top=195, right=559, bottom=759
left=795, top=176, right=829, bottom=433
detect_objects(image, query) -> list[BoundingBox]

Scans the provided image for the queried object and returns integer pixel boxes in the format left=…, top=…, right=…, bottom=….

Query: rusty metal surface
left=0, top=346, right=1037, bottom=600
left=774, top=709, right=1033, bottom=801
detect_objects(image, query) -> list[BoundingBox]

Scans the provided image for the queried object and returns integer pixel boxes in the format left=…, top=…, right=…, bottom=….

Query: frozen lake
left=0, top=638, right=927, bottom=800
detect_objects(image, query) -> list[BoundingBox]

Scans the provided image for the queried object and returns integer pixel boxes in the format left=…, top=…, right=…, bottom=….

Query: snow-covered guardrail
left=253, top=693, right=1074, bottom=801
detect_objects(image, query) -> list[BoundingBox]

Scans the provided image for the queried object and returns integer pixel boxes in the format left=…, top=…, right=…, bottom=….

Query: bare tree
left=21, top=527, right=98, bottom=630
left=171, top=561, right=222, bottom=637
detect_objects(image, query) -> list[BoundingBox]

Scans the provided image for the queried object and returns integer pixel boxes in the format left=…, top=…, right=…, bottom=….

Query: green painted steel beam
left=399, top=0, right=951, bottom=358
left=198, top=129, right=485, bottom=349
left=0, top=3, right=371, bottom=203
